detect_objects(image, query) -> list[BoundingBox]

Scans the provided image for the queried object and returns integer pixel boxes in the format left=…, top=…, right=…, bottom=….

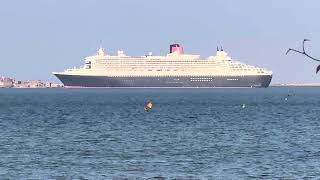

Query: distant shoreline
left=271, top=84, right=320, bottom=87
left=0, top=76, right=63, bottom=88
left=2, top=75, right=320, bottom=88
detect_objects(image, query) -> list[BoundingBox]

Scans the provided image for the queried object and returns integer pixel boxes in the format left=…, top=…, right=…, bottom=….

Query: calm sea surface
left=1, top=88, right=320, bottom=179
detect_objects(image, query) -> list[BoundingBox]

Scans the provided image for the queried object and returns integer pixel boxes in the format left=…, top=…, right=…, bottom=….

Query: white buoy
left=144, top=101, right=153, bottom=112
left=285, top=97, right=288, bottom=101
left=242, top=104, right=246, bottom=108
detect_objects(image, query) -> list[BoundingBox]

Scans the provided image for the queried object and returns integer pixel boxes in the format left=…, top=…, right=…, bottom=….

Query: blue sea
left=1, top=87, right=320, bottom=179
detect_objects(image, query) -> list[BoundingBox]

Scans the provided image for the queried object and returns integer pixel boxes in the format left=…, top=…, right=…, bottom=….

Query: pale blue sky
left=1, top=0, right=320, bottom=83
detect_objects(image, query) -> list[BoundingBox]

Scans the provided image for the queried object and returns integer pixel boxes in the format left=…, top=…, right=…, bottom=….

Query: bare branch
left=286, top=48, right=304, bottom=55
left=286, top=39, right=320, bottom=62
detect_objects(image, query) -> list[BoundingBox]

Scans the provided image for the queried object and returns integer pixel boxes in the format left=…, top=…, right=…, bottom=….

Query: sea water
left=0, top=88, right=320, bottom=179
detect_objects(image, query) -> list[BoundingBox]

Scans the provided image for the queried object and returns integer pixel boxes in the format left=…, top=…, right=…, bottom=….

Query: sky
left=1, top=0, right=320, bottom=84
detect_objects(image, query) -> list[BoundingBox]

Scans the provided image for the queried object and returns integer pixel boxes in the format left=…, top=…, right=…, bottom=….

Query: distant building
left=0, top=77, right=14, bottom=88
left=0, top=76, right=63, bottom=88
left=49, top=83, right=63, bottom=88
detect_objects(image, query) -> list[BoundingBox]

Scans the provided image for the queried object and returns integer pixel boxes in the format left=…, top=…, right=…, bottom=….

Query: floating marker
left=144, top=101, right=153, bottom=112
left=285, top=97, right=288, bottom=101
left=242, top=104, right=246, bottom=108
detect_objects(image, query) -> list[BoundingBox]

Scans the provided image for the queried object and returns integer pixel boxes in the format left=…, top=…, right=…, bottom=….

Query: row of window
left=86, top=61, right=252, bottom=67
left=191, top=77, right=213, bottom=79
left=94, top=66, right=257, bottom=70
left=190, top=79, right=213, bottom=82
left=95, top=66, right=262, bottom=72
left=94, top=59, right=251, bottom=65
left=101, top=75, right=262, bottom=78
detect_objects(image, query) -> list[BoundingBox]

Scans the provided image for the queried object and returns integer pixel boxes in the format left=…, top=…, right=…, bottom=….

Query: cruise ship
left=53, top=44, right=272, bottom=88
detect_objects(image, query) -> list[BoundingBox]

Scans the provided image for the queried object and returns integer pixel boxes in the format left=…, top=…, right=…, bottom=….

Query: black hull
left=54, top=74, right=272, bottom=88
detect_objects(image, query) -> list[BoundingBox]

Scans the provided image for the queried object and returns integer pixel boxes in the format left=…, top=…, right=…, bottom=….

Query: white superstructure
left=56, top=45, right=272, bottom=78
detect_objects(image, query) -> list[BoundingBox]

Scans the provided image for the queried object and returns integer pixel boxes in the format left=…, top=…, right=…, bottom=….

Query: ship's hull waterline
left=54, top=74, right=272, bottom=88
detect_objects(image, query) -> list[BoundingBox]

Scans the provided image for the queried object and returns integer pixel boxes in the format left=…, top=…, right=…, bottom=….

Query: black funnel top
left=170, top=44, right=180, bottom=53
